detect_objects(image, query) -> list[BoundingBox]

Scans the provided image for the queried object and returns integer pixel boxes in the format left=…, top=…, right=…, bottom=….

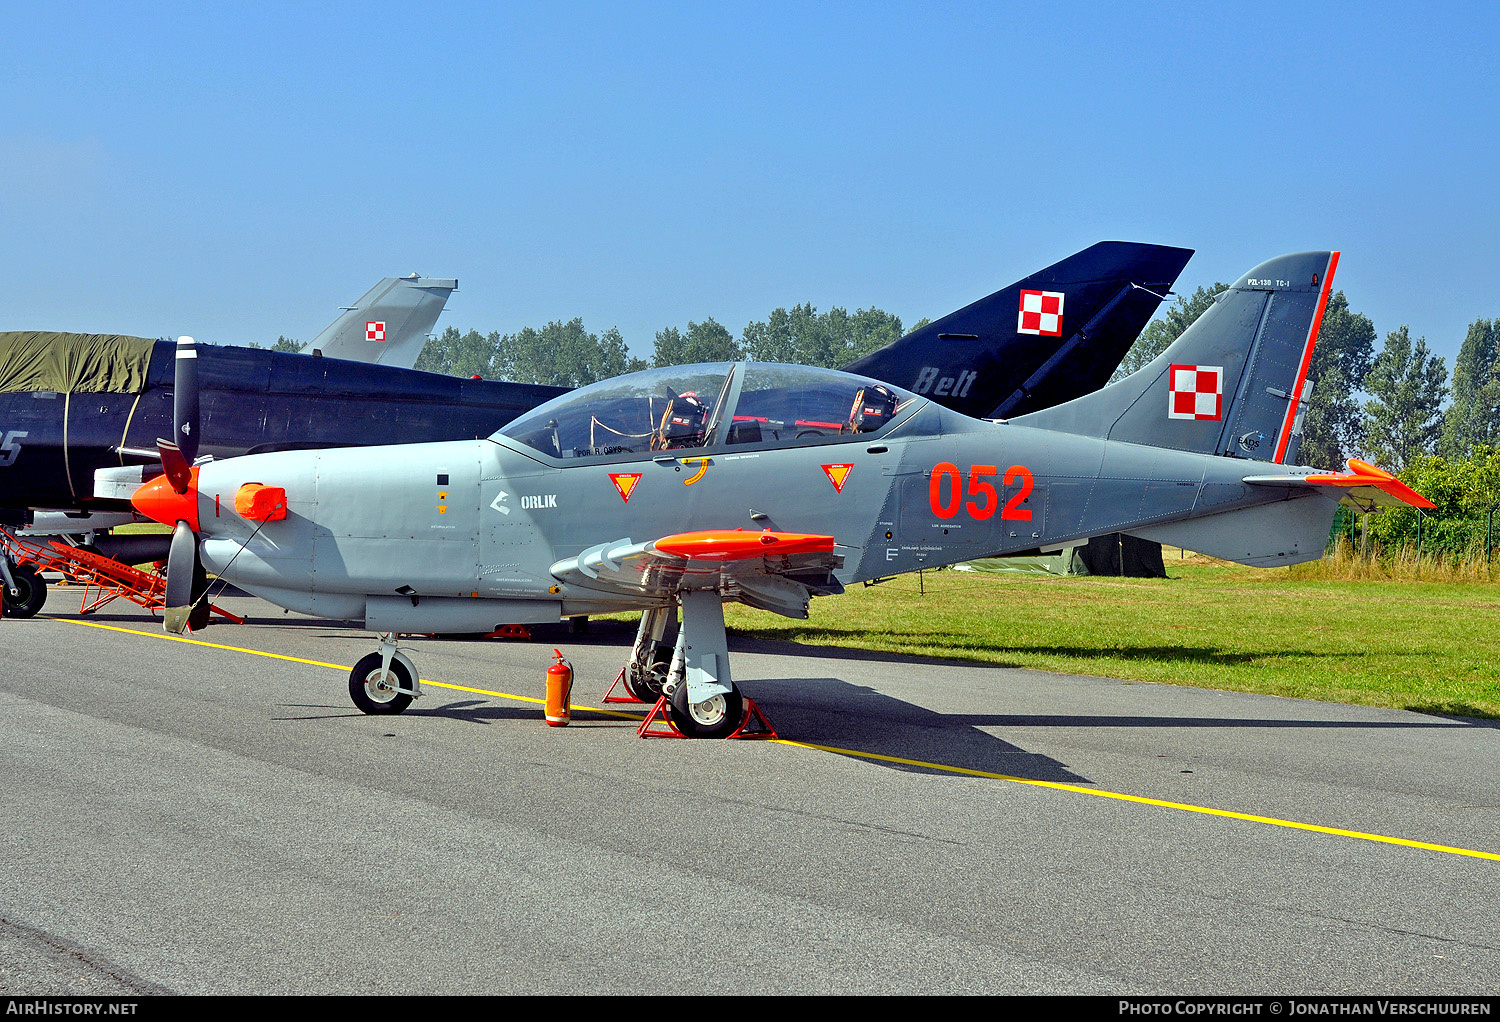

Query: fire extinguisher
left=545, top=649, right=573, bottom=727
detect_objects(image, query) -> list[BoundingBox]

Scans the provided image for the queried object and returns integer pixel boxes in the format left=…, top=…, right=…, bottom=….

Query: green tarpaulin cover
left=0, top=331, right=156, bottom=395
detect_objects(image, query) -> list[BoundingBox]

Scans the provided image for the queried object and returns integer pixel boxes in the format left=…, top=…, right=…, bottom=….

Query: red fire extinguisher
left=545, top=649, right=573, bottom=727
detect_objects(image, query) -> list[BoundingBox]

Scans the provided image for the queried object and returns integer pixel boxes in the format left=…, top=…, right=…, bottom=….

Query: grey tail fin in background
left=310, top=274, right=458, bottom=369
left=1013, top=251, right=1339, bottom=466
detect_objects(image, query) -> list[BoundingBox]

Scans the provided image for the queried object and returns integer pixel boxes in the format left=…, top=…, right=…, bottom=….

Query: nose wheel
left=349, top=653, right=414, bottom=714
left=348, top=635, right=422, bottom=714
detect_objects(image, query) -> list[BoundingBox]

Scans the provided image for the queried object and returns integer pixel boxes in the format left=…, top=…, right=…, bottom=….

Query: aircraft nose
left=132, top=472, right=200, bottom=531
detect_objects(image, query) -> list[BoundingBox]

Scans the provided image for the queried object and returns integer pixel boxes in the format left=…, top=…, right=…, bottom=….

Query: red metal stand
left=636, top=696, right=687, bottom=738
left=635, top=695, right=780, bottom=740
left=602, top=667, right=648, bottom=705
left=727, top=698, right=779, bottom=740
left=0, top=530, right=243, bottom=625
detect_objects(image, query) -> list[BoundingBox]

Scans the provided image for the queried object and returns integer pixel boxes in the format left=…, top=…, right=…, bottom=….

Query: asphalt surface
left=1, top=585, right=1498, bottom=995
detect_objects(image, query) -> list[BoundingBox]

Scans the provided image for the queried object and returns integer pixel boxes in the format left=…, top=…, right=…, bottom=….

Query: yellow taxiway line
left=60, top=617, right=1500, bottom=862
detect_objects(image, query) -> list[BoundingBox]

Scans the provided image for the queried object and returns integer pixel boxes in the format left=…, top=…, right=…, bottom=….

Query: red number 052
left=929, top=463, right=1033, bottom=521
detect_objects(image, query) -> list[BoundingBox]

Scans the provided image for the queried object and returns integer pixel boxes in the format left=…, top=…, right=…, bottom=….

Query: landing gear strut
left=624, top=604, right=675, bottom=702
left=348, top=633, right=422, bottom=715
left=660, top=590, right=746, bottom=740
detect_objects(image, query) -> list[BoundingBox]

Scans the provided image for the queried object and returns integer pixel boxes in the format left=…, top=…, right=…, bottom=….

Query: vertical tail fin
left=841, top=241, right=1193, bottom=419
left=310, top=274, right=458, bottom=368
left=1014, top=251, right=1338, bottom=465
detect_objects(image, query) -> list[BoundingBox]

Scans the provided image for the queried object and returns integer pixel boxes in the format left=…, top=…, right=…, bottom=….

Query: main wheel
left=2, top=565, right=46, bottom=619
left=668, top=681, right=744, bottom=739
left=625, top=648, right=673, bottom=703
left=349, top=653, right=414, bottom=715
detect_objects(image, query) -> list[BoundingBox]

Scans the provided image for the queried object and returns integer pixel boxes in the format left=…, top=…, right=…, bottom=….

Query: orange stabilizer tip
left=131, top=470, right=200, bottom=531
left=654, top=529, right=835, bottom=561
left=234, top=483, right=288, bottom=521
left=1305, top=459, right=1437, bottom=509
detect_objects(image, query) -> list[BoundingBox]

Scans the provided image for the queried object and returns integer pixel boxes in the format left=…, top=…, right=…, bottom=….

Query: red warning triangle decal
left=821, top=463, right=853, bottom=493
left=609, top=473, right=642, bottom=502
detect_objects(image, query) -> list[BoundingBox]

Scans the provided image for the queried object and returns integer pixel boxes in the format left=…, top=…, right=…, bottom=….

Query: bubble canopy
left=494, top=362, right=921, bottom=462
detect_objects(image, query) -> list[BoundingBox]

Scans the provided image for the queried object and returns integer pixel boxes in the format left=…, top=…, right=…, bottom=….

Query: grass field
left=721, top=555, right=1500, bottom=720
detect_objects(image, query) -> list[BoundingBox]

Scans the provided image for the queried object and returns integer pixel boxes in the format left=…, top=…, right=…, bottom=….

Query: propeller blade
left=157, top=440, right=193, bottom=495
left=163, top=519, right=198, bottom=634
left=173, top=335, right=200, bottom=466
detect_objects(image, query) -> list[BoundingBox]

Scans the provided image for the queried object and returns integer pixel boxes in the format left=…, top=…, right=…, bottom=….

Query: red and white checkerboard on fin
left=366, top=321, right=386, bottom=342
left=1168, top=364, right=1223, bottom=421
left=1017, top=289, right=1064, bottom=336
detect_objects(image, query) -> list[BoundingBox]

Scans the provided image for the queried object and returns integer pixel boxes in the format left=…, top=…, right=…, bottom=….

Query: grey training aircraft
left=131, top=251, right=1431, bottom=737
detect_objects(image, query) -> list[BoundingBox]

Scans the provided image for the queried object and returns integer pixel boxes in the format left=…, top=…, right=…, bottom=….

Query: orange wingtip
left=654, top=529, right=835, bottom=561
left=1305, top=459, right=1436, bottom=509
left=235, top=483, right=288, bottom=521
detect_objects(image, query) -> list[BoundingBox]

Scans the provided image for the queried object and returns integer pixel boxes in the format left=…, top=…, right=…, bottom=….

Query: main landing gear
left=348, top=633, right=423, bottom=715
left=633, top=590, right=747, bottom=740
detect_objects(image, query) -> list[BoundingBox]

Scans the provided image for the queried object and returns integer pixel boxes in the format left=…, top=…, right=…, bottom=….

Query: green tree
left=1364, top=445, right=1500, bottom=555
left=243, top=335, right=306, bottom=352
left=415, top=326, right=498, bottom=378
left=494, top=319, right=645, bottom=387
left=651, top=317, right=740, bottom=367
left=1299, top=292, right=1376, bottom=468
left=739, top=304, right=903, bottom=368
left=1439, top=318, right=1500, bottom=459
left=1362, top=326, right=1448, bottom=471
left=1109, top=283, right=1229, bottom=382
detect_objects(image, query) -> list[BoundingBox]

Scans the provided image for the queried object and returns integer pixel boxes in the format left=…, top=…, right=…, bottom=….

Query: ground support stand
left=602, top=667, right=649, bottom=705
left=635, top=695, right=779, bottom=740
left=0, top=529, right=243, bottom=624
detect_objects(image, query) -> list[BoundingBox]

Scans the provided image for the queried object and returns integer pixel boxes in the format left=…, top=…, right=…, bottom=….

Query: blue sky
left=4, top=1, right=1497, bottom=376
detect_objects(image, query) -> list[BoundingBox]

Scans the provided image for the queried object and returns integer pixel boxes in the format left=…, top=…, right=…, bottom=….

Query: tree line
left=408, top=304, right=922, bottom=386
left=267, top=290, right=1496, bottom=478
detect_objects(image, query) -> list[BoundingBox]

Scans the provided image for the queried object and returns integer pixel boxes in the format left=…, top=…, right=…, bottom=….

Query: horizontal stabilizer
left=1244, top=458, right=1435, bottom=510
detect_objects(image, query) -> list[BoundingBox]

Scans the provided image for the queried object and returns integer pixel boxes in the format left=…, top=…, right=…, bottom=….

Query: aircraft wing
left=1243, top=459, right=1435, bottom=510
left=310, top=274, right=458, bottom=368
left=549, top=529, right=842, bottom=618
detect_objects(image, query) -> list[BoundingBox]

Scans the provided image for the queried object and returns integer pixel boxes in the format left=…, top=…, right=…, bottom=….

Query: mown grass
left=722, top=554, right=1500, bottom=719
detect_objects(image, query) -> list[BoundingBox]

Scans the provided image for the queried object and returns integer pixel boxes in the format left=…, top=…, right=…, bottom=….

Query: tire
left=2, top=565, right=46, bottom=619
left=668, top=681, right=744, bottom=739
left=349, top=653, right=414, bottom=715
left=625, top=648, right=673, bottom=703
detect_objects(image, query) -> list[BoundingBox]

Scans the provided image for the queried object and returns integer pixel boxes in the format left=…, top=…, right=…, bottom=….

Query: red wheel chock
left=602, top=667, right=648, bottom=705
left=728, top=698, right=779, bottom=740
left=484, top=624, right=531, bottom=640
left=635, top=695, right=779, bottom=740
left=636, top=696, right=687, bottom=738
